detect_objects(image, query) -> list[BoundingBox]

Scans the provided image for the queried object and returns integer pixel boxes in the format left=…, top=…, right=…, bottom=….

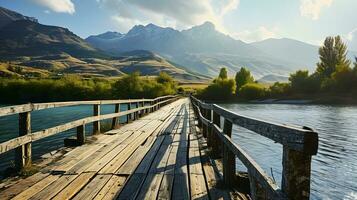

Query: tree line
left=0, top=72, right=177, bottom=103
left=198, top=36, right=357, bottom=102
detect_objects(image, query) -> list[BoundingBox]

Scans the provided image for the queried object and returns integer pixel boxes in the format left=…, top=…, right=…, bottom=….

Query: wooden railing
left=0, top=95, right=178, bottom=170
left=190, top=96, right=318, bottom=200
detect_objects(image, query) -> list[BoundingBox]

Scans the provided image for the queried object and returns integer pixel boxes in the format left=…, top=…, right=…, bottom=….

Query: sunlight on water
left=219, top=103, right=357, bottom=200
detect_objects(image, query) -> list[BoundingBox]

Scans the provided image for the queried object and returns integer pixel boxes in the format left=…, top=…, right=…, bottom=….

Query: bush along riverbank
left=0, top=72, right=177, bottom=104
left=197, top=36, right=357, bottom=105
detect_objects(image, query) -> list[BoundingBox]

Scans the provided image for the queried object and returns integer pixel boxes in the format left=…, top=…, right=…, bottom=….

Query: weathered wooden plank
left=0, top=172, right=49, bottom=200
left=51, top=172, right=96, bottom=200
left=93, top=175, right=127, bottom=200
left=72, top=174, right=112, bottom=200
left=172, top=174, right=190, bottom=200
left=116, top=173, right=146, bottom=199
left=158, top=174, right=174, bottom=200
left=12, top=174, right=61, bottom=200
left=135, top=173, right=164, bottom=200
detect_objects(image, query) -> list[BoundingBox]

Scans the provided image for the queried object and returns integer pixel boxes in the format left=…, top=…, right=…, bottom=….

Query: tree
left=289, top=70, right=320, bottom=93
left=218, top=68, right=228, bottom=79
left=235, top=67, right=254, bottom=91
left=156, top=72, right=173, bottom=84
left=199, top=78, right=236, bottom=100
left=316, top=36, right=351, bottom=78
left=330, top=64, right=355, bottom=92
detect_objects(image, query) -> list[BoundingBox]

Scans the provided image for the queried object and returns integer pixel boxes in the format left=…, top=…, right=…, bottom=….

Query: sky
left=1, top=0, right=357, bottom=51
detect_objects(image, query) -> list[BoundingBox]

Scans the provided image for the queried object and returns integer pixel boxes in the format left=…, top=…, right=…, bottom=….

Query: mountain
left=0, top=6, right=37, bottom=28
left=251, top=38, right=357, bottom=71
left=257, top=74, right=289, bottom=83
left=87, top=22, right=357, bottom=78
left=251, top=38, right=319, bottom=71
left=0, top=19, right=104, bottom=58
left=85, top=23, right=308, bottom=78
left=0, top=7, right=205, bottom=81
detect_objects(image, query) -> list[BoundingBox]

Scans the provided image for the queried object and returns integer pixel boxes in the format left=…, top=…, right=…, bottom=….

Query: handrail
left=0, top=95, right=179, bottom=170
left=190, top=95, right=318, bottom=200
left=0, top=95, right=175, bottom=117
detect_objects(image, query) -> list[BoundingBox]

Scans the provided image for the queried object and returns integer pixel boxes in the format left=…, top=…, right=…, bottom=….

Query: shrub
left=199, top=78, right=236, bottom=100
left=238, top=83, right=266, bottom=100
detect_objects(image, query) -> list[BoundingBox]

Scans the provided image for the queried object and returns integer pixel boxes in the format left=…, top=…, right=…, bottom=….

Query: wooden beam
left=222, top=119, right=235, bottom=186
left=213, top=105, right=318, bottom=154
left=77, top=124, right=85, bottom=145
left=93, top=105, right=100, bottom=134
left=282, top=147, right=312, bottom=200
left=15, top=112, right=31, bottom=170
left=112, top=103, right=120, bottom=129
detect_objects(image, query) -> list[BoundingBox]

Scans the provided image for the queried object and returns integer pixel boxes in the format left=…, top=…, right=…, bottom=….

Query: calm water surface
left=0, top=103, right=356, bottom=199
left=218, top=103, right=357, bottom=200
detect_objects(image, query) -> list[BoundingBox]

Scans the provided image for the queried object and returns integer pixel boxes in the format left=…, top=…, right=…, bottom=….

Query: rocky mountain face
left=0, top=6, right=38, bottom=28
left=0, top=7, right=205, bottom=81
left=87, top=22, right=357, bottom=78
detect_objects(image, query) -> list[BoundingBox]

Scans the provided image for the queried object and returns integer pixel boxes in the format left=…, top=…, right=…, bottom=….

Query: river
left=219, top=103, right=357, bottom=200
left=0, top=103, right=356, bottom=199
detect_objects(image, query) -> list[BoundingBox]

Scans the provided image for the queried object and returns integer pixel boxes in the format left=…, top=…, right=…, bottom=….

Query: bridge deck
left=0, top=98, right=246, bottom=200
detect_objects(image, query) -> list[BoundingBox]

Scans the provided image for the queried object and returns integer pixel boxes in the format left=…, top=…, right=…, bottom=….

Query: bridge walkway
left=0, top=98, right=246, bottom=200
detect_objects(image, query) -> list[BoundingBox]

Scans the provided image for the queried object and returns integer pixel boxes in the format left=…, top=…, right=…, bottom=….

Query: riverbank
left=199, top=94, right=357, bottom=105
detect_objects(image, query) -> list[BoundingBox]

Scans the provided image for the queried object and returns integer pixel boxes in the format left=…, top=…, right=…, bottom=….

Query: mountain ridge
left=87, top=22, right=357, bottom=78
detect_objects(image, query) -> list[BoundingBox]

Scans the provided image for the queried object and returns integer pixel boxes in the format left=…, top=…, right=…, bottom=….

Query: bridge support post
left=223, top=119, right=235, bottom=186
left=77, top=124, right=85, bottom=145
left=112, top=103, right=120, bottom=129
left=202, top=108, right=207, bottom=138
left=93, top=104, right=100, bottom=134
left=16, top=112, right=31, bottom=170
left=248, top=170, right=266, bottom=200
left=127, top=103, right=132, bottom=123
left=206, top=109, right=212, bottom=147
left=282, top=147, right=312, bottom=200
left=211, top=111, right=221, bottom=158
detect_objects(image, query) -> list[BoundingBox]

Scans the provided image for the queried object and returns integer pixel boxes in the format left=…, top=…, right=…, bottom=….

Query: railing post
left=93, top=104, right=100, bottom=134
left=112, top=103, right=120, bottom=129
left=16, top=111, right=31, bottom=170
left=202, top=108, right=207, bottom=137
left=211, top=111, right=221, bottom=157
left=206, top=108, right=212, bottom=147
left=282, top=147, right=313, bottom=200
left=248, top=170, right=266, bottom=200
left=127, top=103, right=132, bottom=123
left=222, top=119, right=235, bottom=186
left=77, top=124, right=85, bottom=145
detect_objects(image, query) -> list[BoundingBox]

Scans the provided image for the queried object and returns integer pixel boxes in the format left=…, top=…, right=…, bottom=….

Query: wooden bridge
left=0, top=96, right=318, bottom=200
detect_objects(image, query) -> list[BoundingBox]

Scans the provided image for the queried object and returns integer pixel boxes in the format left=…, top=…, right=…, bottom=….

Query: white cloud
left=31, top=0, right=75, bottom=14
left=300, top=0, right=333, bottom=20
left=234, top=26, right=278, bottom=43
left=345, top=28, right=357, bottom=52
left=97, top=0, right=239, bottom=33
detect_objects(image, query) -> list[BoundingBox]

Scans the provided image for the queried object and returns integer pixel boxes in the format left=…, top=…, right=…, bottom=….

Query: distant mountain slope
left=0, top=7, right=204, bottom=82
left=86, top=22, right=295, bottom=78
left=257, top=74, right=289, bottom=83
left=0, top=6, right=37, bottom=28
left=87, top=22, right=357, bottom=78
left=0, top=20, right=105, bottom=58
left=251, top=38, right=319, bottom=71
left=251, top=38, right=357, bottom=72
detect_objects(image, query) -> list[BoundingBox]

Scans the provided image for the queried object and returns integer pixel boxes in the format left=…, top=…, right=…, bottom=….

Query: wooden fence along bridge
left=0, top=96, right=318, bottom=200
